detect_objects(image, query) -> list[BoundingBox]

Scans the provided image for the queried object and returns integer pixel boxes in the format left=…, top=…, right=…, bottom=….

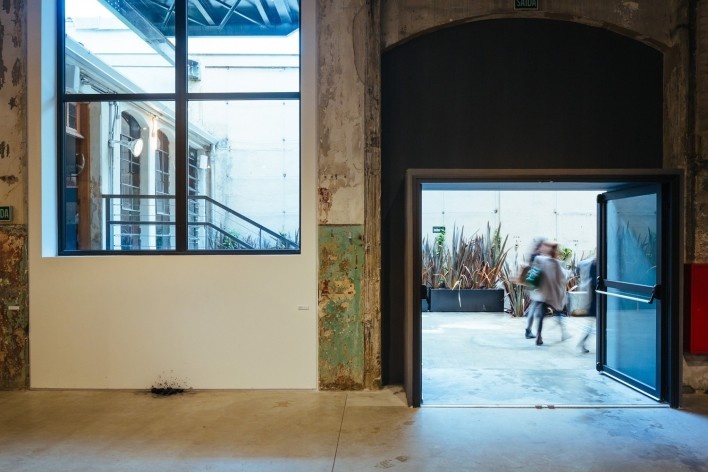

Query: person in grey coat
left=527, top=240, right=569, bottom=346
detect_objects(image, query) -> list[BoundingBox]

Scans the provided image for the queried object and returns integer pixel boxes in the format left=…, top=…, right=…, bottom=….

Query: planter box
left=568, top=291, right=591, bottom=316
left=429, top=288, right=504, bottom=312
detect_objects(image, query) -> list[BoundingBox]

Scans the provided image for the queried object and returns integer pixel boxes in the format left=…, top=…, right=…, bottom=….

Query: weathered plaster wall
left=318, top=225, right=365, bottom=389
left=318, top=0, right=708, bottom=391
left=695, top=1, right=708, bottom=261
left=683, top=1, right=708, bottom=391
left=0, top=0, right=27, bottom=389
left=317, top=1, right=382, bottom=389
left=0, top=227, right=28, bottom=388
left=381, top=1, right=681, bottom=49
left=0, top=0, right=25, bottom=213
left=318, top=1, right=366, bottom=226
left=3, top=0, right=706, bottom=392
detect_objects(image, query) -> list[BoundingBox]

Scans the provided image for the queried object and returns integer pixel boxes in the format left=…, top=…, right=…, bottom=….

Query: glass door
left=597, top=184, right=662, bottom=400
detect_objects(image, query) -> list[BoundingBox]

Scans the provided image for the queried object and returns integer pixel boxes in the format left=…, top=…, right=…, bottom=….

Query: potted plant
left=422, top=223, right=509, bottom=312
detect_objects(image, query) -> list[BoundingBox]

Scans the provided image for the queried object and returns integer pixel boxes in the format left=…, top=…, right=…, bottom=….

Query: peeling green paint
left=0, top=225, right=28, bottom=389
left=318, top=225, right=365, bottom=390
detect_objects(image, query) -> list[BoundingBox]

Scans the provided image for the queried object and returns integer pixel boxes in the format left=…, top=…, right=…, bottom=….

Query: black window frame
left=57, top=0, right=302, bottom=255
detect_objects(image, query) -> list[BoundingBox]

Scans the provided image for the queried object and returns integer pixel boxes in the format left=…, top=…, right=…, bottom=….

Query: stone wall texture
left=0, top=226, right=28, bottom=388
left=694, top=2, right=708, bottom=261
left=0, top=0, right=28, bottom=389
left=0, top=0, right=26, bottom=218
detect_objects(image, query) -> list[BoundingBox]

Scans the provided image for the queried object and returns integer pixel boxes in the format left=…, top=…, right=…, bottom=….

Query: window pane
left=187, top=5, right=299, bottom=93
left=606, top=195, right=657, bottom=284
left=62, top=101, right=176, bottom=251
left=60, top=0, right=302, bottom=254
left=65, top=0, right=175, bottom=94
left=187, top=100, right=300, bottom=250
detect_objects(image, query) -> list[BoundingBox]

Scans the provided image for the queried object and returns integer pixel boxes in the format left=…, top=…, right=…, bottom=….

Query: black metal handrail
left=103, top=194, right=298, bottom=250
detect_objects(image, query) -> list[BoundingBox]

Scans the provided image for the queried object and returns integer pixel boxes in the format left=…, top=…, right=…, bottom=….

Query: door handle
left=596, top=285, right=657, bottom=305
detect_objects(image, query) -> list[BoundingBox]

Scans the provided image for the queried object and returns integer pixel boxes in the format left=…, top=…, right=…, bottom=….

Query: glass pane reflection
left=62, top=101, right=176, bottom=251
left=603, top=189, right=659, bottom=392
left=187, top=100, right=300, bottom=250
left=606, top=194, right=657, bottom=285
left=605, top=287, right=657, bottom=389
left=65, top=0, right=175, bottom=94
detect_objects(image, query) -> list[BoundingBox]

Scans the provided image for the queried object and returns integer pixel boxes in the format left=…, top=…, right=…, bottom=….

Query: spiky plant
left=500, top=263, right=529, bottom=317
left=422, top=228, right=450, bottom=288
left=459, top=223, right=510, bottom=289
left=423, top=223, right=510, bottom=290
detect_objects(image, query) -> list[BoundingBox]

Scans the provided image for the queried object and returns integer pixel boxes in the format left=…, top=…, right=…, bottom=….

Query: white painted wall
left=422, top=190, right=598, bottom=266
left=27, top=0, right=318, bottom=389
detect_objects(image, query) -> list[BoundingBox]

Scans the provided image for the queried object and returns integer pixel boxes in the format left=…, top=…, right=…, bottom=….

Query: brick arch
left=382, top=4, right=675, bottom=53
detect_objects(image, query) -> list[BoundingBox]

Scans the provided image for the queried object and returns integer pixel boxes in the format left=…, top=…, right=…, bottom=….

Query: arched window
left=155, top=131, right=171, bottom=249
left=187, top=148, right=200, bottom=250
left=119, top=112, right=142, bottom=250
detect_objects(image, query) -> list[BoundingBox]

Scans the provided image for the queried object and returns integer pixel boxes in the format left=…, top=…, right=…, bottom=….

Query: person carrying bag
left=523, top=239, right=568, bottom=345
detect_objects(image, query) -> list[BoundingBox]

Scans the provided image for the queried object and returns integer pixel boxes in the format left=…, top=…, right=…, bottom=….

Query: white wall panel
left=27, top=0, right=318, bottom=390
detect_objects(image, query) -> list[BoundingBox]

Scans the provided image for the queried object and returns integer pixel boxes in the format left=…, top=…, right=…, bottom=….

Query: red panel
left=687, top=264, right=708, bottom=354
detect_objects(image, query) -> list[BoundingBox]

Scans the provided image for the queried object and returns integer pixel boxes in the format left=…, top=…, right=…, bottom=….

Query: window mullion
left=58, top=0, right=301, bottom=254
left=175, top=0, right=188, bottom=252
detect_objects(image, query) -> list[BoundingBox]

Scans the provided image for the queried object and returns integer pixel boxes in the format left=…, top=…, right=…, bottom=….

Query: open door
left=596, top=184, right=663, bottom=401
left=401, top=170, right=681, bottom=408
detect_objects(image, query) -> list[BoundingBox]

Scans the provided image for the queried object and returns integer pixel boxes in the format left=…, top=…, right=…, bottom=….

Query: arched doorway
left=380, top=18, right=676, bottom=406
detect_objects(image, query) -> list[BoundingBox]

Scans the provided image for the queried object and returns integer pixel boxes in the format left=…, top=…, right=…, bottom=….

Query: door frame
left=597, top=183, right=663, bottom=400
left=404, top=169, right=683, bottom=408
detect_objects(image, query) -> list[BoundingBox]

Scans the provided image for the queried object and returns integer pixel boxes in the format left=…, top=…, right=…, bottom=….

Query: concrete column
left=0, top=0, right=28, bottom=388
left=317, top=1, right=382, bottom=389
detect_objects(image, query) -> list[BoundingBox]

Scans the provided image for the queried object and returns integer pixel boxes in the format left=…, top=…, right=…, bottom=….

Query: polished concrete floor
left=1, top=388, right=707, bottom=471
left=1, top=311, right=706, bottom=471
left=422, top=311, right=655, bottom=406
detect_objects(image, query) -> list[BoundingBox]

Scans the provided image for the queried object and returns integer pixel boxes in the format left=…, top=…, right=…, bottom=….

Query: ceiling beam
left=192, top=0, right=219, bottom=26
left=251, top=0, right=272, bottom=26
left=269, top=0, right=293, bottom=23
left=99, top=0, right=175, bottom=65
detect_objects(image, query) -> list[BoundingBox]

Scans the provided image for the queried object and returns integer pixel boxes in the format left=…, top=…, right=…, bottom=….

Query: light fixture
left=109, top=138, right=144, bottom=157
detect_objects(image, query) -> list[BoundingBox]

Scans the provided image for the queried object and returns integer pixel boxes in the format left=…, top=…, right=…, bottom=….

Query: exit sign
left=432, top=226, right=445, bottom=234
left=0, top=206, right=12, bottom=222
left=515, top=0, right=538, bottom=10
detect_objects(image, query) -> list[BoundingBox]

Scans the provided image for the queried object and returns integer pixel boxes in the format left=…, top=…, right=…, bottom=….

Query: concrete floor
left=422, top=311, right=656, bottom=406
left=1, top=312, right=706, bottom=471
left=0, top=388, right=707, bottom=471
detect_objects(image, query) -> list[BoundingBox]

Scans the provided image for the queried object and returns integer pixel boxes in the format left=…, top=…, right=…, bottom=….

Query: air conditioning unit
left=188, top=59, right=202, bottom=81
left=65, top=64, right=81, bottom=93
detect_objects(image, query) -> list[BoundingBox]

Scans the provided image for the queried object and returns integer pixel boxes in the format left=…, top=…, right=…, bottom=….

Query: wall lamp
left=109, top=138, right=144, bottom=157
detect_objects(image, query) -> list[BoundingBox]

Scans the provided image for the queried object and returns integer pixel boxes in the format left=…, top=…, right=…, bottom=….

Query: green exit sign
left=0, top=206, right=13, bottom=222
left=515, top=0, right=538, bottom=10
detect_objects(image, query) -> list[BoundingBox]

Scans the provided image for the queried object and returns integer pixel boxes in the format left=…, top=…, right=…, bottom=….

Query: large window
left=60, top=0, right=301, bottom=253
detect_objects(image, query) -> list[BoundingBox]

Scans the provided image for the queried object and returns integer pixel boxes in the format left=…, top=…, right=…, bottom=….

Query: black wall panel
left=381, top=19, right=663, bottom=384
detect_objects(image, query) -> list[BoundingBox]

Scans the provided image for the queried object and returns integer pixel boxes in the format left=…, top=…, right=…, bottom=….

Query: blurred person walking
left=524, top=237, right=546, bottom=339
left=575, top=256, right=597, bottom=353
left=527, top=240, right=569, bottom=346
